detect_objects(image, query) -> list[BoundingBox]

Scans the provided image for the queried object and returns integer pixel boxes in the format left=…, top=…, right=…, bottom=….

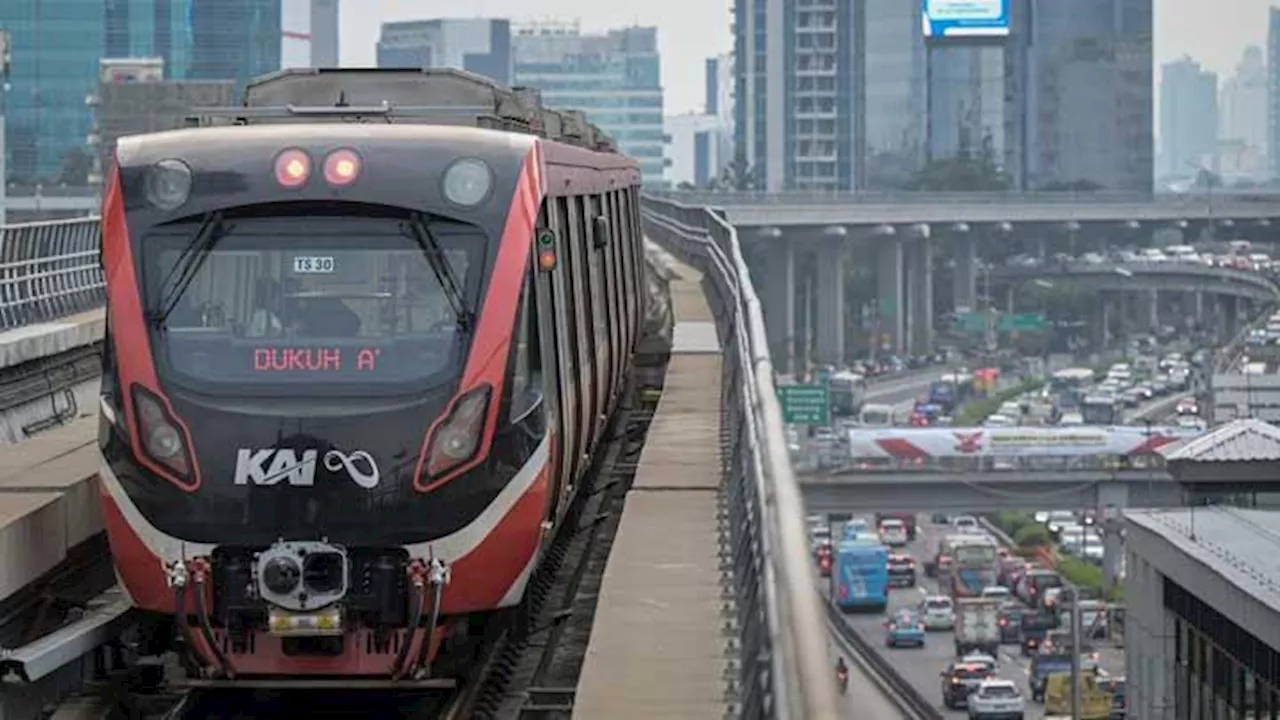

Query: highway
left=829, top=514, right=1125, bottom=718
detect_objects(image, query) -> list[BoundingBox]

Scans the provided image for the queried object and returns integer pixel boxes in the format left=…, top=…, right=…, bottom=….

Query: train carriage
left=95, top=68, right=644, bottom=683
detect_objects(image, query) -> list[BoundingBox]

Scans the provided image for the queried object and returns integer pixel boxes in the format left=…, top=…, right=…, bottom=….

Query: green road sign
left=998, top=313, right=1047, bottom=332
left=776, top=384, right=830, bottom=425
left=955, top=311, right=991, bottom=334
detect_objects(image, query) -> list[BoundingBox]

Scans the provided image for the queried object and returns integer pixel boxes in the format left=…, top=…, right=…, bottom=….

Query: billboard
left=922, top=0, right=1010, bottom=38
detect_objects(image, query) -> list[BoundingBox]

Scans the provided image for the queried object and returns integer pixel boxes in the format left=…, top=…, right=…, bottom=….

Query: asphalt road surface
left=828, top=514, right=1125, bottom=718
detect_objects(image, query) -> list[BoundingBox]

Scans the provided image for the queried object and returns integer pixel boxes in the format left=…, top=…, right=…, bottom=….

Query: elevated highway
left=656, top=189, right=1280, bottom=229
left=991, top=261, right=1280, bottom=303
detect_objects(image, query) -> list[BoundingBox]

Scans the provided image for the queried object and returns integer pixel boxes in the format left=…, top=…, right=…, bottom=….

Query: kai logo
left=233, top=448, right=381, bottom=489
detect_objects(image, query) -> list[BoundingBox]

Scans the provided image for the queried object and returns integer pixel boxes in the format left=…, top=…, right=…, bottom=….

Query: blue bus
left=831, top=539, right=890, bottom=612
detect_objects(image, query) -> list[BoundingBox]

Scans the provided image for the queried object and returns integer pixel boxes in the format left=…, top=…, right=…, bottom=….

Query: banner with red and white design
left=845, top=426, right=1202, bottom=459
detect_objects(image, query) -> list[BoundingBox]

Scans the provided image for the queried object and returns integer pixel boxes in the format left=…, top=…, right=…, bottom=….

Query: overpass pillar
left=759, top=239, right=795, bottom=374
left=1194, top=291, right=1204, bottom=326
left=814, top=231, right=846, bottom=365
left=1096, top=482, right=1129, bottom=586
left=1147, top=289, right=1160, bottom=333
left=875, top=232, right=905, bottom=356
left=952, top=226, right=977, bottom=312
left=1224, top=295, right=1240, bottom=340
left=906, top=226, right=934, bottom=355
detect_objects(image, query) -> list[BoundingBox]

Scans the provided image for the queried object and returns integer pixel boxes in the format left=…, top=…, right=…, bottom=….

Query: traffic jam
left=813, top=513, right=1127, bottom=718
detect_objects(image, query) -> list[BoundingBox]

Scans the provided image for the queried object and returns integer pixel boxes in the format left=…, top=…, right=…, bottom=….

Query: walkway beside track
left=572, top=253, right=730, bottom=718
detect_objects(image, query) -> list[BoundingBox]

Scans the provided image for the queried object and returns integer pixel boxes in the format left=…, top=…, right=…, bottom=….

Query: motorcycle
left=837, top=668, right=849, bottom=696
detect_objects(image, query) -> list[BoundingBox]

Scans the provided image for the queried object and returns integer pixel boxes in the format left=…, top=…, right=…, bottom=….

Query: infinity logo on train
left=233, top=447, right=381, bottom=488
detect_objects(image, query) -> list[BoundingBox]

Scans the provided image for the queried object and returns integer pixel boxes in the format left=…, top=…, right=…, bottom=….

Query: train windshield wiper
left=149, top=212, right=227, bottom=328
left=404, top=213, right=473, bottom=332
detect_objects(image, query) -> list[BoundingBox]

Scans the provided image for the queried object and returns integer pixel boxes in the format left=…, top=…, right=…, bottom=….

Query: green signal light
left=537, top=230, right=555, bottom=246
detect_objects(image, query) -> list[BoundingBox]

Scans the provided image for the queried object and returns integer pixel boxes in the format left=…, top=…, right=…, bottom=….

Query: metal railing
left=641, top=195, right=841, bottom=719
left=0, top=218, right=104, bottom=331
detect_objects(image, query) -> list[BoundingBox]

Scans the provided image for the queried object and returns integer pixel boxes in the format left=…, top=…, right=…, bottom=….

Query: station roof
left=1127, top=507, right=1280, bottom=645
left=1159, top=418, right=1280, bottom=463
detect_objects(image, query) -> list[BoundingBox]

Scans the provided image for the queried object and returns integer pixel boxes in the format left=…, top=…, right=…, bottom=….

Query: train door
left=582, top=195, right=608, bottom=452
left=603, top=191, right=625, bottom=399
left=549, top=196, right=582, bottom=493
left=533, top=204, right=572, bottom=519
left=617, top=189, right=638, bottom=354
left=563, top=195, right=596, bottom=478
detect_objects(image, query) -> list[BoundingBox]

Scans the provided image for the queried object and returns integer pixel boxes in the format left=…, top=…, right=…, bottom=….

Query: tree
left=904, top=138, right=1009, bottom=192
left=57, top=148, right=93, bottom=186
left=712, top=154, right=758, bottom=191
left=1038, top=179, right=1104, bottom=192
left=676, top=181, right=696, bottom=191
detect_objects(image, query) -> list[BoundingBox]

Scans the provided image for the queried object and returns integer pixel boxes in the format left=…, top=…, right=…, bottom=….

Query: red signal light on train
left=537, top=247, right=557, bottom=272
left=324, top=149, right=361, bottom=186
left=274, top=149, right=311, bottom=187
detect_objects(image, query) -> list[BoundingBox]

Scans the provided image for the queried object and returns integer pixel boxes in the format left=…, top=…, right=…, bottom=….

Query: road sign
left=955, top=311, right=991, bottom=334
left=998, top=313, right=1047, bottom=331
left=776, top=384, right=830, bottom=425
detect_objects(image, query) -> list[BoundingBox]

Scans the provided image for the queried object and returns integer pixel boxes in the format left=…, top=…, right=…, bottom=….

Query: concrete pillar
left=1101, top=296, right=1112, bottom=348
left=1224, top=295, right=1239, bottom=339
left=875, top=229, right=905, bottom=356
left=1194, top=291, right=1204, bottom=327
left=814, top=231, right=846, bottom=365
left=1148, top=288, right=1160, bottom=332
left=906, top=225, right=934, bottom=356
left=1097, top=483, right=1128, bottom=586
left=794, top=255, right=812, bottom=374
left=759, top=236, right=794, bottom=374
left=952, top=225, right=977, bottom=312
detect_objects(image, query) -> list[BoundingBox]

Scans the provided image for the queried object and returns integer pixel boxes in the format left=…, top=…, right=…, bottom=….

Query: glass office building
left=1, top=0, right=105, bottom=181
left=514, top=22, right=665, bottom=186
left=378, top=18, right=513, bottom=85
left=105, top=0, right=194, bottom=78
left=1006, top=0, right=1153, bottom=191
left=189, top=0, right=281, bottom=88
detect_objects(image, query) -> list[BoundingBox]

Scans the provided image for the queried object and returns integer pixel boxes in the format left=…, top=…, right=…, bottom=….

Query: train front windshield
left=144, top=213, right=484, bottom=393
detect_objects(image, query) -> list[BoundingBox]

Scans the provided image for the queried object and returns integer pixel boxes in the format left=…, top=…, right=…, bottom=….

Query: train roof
left=179, top=67, right=623, bottom=155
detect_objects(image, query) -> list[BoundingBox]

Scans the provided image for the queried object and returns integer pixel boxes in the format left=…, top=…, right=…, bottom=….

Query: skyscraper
left=859, top=0, right=926, bottom=190
left=1005, top=0, right=1153, bottom=191
left=376, top=18, right=512, bottom=85
left=1219, top=46, right=1267, bottom=179
left=104, top=0, right=195, bottom=78
left=189, top=0, right=282, bottom=87
left=1159, top=57, right=1218, bottom=178
left=513, top=22, right=664, bottom=185
left=734, top=0, right=857, bottom=190
left=1, top=0, right=105, bottom=181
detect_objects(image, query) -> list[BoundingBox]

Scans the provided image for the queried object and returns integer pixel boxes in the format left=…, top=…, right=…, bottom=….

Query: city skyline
left=339, top=0, right=1277, bottom=116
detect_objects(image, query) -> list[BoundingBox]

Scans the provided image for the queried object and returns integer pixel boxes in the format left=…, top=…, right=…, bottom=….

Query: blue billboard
left=922, top=0, right=1011, bottom=38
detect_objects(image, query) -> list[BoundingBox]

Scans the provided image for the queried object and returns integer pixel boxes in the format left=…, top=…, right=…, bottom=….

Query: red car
left=816, top=542, right=833, bottom=577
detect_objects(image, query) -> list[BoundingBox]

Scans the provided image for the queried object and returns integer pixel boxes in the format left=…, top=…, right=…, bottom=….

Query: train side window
left=509, top=261, right=544, bottom=422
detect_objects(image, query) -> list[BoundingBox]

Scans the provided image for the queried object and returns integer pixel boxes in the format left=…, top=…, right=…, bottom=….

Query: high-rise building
left=189, top=0, right=282, bottom=87
left=1, top=0, right=105, bottom=182
left=859, top=0, right=926, bottom=190
left=1159, top=57, right=1218, bottom=179
left=1003, top=0, right=1152, bottom=191
left=513, top=22, right=664, bottom=185
left=1219, top=45, right=1267, bottom=179
left=1268, top=9, right=1280, bottom=180
left=282, top=0, right=340, bottom=69
left=377, top=18, right=512, bottom=85
left=734, top=0, right=857, bottom=190
left=104, top=0, right=195, bottom=78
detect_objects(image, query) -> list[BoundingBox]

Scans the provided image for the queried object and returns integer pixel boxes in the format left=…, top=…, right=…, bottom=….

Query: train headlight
left=131, top=386, right=195, bottom=487
left=442, top=158, right=492, bottom=206
left=144, top=159, right=192, bottom=210
left=420, top=385, right=492, bottom=485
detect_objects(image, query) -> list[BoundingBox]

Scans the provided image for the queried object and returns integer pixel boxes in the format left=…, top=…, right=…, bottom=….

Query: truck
left=953, top=597, right=1002, bottom=657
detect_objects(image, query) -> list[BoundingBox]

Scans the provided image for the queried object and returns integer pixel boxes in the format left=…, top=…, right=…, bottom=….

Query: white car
left=967, top=679, right=1025, bottom=719
left=980, top=586, right=1011, bottom=602
left=879, top=519, right=909, bottom=547
left=951, top=515, right=980, bottom=532
left=920, top=595, right=955, bottom=631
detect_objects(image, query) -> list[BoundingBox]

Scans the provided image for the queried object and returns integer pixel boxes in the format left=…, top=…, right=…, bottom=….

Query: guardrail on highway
left=993, top=261, right=1280, bottom=299
left=0, top=218, right=104, bottom=331
left=649, top=189, right=1279, bottom=206
left=641, top=195, right=842, bottom=718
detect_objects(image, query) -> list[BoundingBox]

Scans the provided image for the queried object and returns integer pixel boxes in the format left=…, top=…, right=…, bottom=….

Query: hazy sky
left=338, top=0, right=1277, bottom=116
